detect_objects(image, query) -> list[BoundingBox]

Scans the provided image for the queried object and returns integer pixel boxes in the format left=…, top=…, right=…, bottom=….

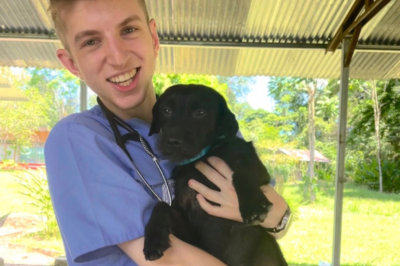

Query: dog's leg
left=229, top=149, right=273, bottom=225
left=233, top=169, right=273, bottom=224
left=143, top=201, right=174, bottom=261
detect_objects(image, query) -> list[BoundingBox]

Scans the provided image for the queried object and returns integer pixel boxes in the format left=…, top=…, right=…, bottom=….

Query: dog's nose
left=167, top=138, right=182, bottom=147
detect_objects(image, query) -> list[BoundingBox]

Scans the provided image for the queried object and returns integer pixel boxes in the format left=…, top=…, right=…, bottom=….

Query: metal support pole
left=80, top=80, right=87, bottom=112
left=332, top=37, right=351, bottom=266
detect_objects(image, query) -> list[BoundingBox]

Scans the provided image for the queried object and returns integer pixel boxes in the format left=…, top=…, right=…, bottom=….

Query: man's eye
left=162, top=108, right=172, bottom=116
left=122, top=27, right=135, bottom=35
left=83, top=39, right=99, bottom=47
left=193, top=109, right=206, bottom=117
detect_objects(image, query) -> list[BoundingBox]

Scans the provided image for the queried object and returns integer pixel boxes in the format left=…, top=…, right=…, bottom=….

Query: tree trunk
left=371, top=80, right=383, bottom=193
left=308, top=81, right=316, bottom=202
left=13, top=145, right=19, bottom=163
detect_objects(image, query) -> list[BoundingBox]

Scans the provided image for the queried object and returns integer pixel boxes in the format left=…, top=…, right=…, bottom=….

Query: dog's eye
left=193, top=109, right=207, bottom=117
left=162, top=107, right=172, bottom=116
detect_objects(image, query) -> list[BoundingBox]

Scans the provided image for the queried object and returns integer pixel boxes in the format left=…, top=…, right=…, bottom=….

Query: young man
left=44, top=0, right=290, bottom=265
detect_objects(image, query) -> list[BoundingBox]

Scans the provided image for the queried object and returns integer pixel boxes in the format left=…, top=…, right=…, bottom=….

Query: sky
left=245, top=76, right=275, bottom=112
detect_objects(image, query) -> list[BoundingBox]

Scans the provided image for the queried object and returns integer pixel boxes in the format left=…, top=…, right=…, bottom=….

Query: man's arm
left=190, top=157, right=291, bottom=239
left=259, top=184, right=291, bottom=239
left=118, top=235, right=227, bottom=266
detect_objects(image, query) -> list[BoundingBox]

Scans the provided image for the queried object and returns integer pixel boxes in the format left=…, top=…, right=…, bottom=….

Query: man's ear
left=218, top=97, right=239, bottom=138
left=149, top=99, right=161, bottom=136
left=148, top=19, right=160, bottom=57
left=56, top=49, right=82, bottom=79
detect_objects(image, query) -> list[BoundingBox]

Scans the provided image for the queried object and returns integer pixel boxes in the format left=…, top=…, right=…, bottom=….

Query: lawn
left=279, top=181, right=400, bottom=266
left=2, top=170, right=400, bottom=265
left=0, top=170, right=38, bottom=217
left=0, top=170, right=65, bottom=254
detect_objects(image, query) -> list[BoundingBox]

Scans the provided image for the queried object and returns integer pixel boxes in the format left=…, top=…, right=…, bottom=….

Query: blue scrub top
left=44, top=105, right=176, bottom=266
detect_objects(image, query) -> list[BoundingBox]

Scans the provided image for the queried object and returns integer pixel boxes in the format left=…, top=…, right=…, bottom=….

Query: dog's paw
left=239, top=192, right=272, bottom=225
left=143, top=235, right=171, bottom=261
left=143, top=227, right=171, bottom=261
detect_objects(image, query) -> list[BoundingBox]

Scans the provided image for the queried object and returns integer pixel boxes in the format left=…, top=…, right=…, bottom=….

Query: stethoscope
left=97, top=97, right=172, bottom=205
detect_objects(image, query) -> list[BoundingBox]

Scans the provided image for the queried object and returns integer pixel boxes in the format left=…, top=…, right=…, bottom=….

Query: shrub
left=13, top=168, right=60, bottom=237
left=354, top=158, right=400, bottom=193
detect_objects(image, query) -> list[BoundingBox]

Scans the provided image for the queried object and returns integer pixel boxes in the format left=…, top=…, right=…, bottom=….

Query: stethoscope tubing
left=97, top=97, right=172, bottom=206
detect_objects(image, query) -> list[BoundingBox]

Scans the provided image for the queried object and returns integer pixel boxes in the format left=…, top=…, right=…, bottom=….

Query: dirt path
left=0, top=213, right=57, bottom=266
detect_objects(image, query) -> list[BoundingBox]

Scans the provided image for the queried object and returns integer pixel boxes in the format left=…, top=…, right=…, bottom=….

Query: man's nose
left=105, top=37, right=129, bottom=67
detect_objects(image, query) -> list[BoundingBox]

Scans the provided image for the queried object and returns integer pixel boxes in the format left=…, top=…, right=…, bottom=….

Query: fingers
left=207, top=157, right=234, bottom=182
left=196, top=194, right=220, bottom=216
left=195, top=160, right=230, bottom=189
left=189, top=179, right=221, bottom=204
left=196, top=194, right=240, bottom=221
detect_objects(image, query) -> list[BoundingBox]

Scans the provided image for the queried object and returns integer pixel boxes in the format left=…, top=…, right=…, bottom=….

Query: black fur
left=144, top=84, right=288, bottom=266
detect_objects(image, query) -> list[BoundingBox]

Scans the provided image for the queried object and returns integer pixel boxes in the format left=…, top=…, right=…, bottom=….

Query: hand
left=189, top=156, right=243, bottom=222
left=189, top=157, right=289, bottom=230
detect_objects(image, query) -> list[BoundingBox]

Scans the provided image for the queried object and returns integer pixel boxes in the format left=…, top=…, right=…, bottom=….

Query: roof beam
left=0, top=33, right=59, bottom=43
left=326, top=0, right=392, bottom=55
left=1, top=33, right=400, bottom=53
left=345, top=25, right=362, bottom=67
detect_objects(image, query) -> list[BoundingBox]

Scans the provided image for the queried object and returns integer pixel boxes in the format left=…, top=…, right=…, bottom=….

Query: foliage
left=25, top=68, right=80, bottom=127
left=349, top=79, right=400, bottom=161
left=13, top=168, right=60, bottom=237
left=0, top=67, right=80, bottom=162
left=354, top=159, right=400, bottom=193
left=315, top=164, right=335, bottom=182
left=0, top=159, right=19, bottom=169
left=153, top=74, right=229, bottom=102
left=0, top=70, right=50, bottom=161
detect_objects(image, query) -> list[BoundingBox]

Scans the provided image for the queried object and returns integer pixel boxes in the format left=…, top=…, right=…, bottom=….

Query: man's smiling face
left=57, top=0, right=160, bottom=120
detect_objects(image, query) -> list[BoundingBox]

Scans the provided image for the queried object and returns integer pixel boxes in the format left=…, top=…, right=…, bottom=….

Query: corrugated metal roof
left=278, top=148, right=331, bottom=163
left=0, top=0, right=400, bottom=79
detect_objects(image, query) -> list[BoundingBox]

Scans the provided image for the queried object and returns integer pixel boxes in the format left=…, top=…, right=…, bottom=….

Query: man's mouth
left=107, top=68, right=138, bottom=87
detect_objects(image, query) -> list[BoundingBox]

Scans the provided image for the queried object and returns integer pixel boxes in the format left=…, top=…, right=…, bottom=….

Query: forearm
left=259, top=184, right=291, bottom=239
left=118, top=235, right=227, bottom=266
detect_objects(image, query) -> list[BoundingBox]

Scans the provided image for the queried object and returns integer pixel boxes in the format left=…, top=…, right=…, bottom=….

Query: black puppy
left=144, top=84, right=288, bottom=266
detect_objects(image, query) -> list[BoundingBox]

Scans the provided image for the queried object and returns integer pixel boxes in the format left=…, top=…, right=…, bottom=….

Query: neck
left=100, top=88, right=157, bottom=123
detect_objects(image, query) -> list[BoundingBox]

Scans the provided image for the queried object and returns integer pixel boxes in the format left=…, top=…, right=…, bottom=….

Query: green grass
left=0, top=170, right=38, bottom=217
left=2, top=171, right=400, bottom=264
left=1, top=170, right=64, bottom=254
left=279, top=181, right=400, bottom=266
left=11, top=230, right=65, bottom=254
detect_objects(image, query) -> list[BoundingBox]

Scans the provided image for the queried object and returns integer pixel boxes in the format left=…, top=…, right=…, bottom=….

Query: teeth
left=109, top=69, right=137, bottom=84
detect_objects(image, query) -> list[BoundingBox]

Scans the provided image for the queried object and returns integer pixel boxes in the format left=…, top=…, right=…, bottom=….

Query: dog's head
left=149, top=84, right=238, bottom=163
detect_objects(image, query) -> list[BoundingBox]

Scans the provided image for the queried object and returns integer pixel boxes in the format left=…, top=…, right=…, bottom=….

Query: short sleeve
left=45, top=117, right=156, bottom=263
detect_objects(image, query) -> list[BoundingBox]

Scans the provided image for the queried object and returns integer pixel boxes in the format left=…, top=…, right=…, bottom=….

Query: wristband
left=264, top=206, right=291, bottom=233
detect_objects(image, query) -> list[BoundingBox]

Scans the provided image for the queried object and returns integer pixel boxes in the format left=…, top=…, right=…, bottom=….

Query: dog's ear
left=149, top=99, right=161, bottom=136
left=218, top=97, right=239, bottom=138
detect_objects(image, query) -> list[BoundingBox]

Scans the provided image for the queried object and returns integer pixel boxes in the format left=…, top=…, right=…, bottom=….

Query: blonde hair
left=48, top=0, right=150, bottom=50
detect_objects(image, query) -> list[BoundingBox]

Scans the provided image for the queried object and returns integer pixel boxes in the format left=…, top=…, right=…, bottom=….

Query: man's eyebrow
left=74, top=30, right=100, bottom=45
left=73, top=15, right=142, bottom=45
left=118, top=15, right=142, bottom=27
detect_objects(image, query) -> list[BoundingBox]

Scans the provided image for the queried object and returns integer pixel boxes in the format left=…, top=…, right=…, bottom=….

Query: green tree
left=153, top=74, right=230, bottom=101
left=0, top=67, right=80, bottom=162
left=348, top=79, right=400, bottom=192
left=0, top=68, right=50, bottom=162
left=26, top=68, right=80, bottom=127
